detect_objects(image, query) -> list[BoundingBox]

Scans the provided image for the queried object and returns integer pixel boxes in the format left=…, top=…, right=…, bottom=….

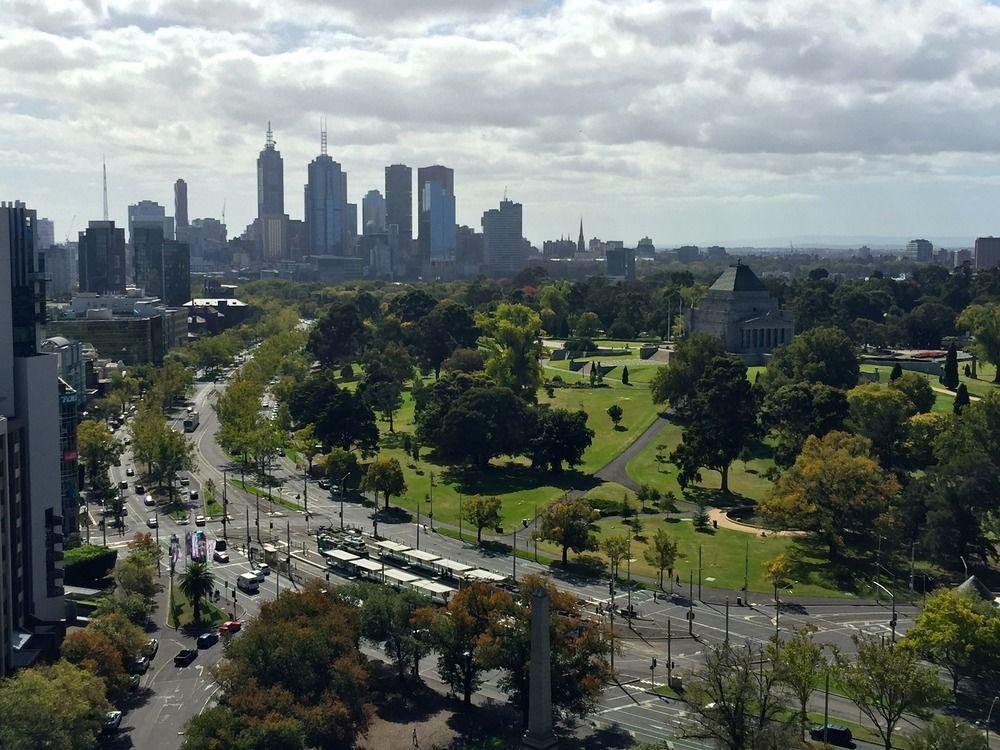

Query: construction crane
left=65, top=213, right=77, bottom=243
left=221, top=198, right=226, bottom=227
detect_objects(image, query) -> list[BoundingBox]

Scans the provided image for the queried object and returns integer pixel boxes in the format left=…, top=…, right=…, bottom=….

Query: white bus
left=236, top=572, right=259, bottom=594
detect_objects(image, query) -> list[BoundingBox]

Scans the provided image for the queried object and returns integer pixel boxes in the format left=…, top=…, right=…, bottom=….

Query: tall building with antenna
left=257, top=123, right=284, bottom=219
left=305, top=122, right=351, bottom=255
left=174, top=179, right=188, bottom=228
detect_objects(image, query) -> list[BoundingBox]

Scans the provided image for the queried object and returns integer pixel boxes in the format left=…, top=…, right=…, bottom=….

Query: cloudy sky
left=4, top=0, right=1000, bottom=247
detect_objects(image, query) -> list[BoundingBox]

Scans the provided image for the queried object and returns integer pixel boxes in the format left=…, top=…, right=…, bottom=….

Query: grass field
left=168, top=583, right=226, bottom=629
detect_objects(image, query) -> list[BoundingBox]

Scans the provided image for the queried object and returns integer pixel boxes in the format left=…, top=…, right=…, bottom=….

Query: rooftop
left=709, top=263, right=768, bottom=294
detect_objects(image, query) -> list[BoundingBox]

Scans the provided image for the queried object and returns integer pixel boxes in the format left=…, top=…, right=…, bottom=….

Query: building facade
left=418, top=165, right=455, bottom=262
left=127, top=200, right=173, bottom=243
left=0, top=201, right=66, bottom=674
left=78, top=220, right=127, bottom=294
left=482, top=198, right=525, bottom=275
left=44, top=243, right=78, bottom=297
left=975, top=237, right=1000, bottom=270
left=906, top=239, right=933, bottom=262
left=606, top=246, right=636, bottom=280
left=687, top=263, right=795, bottom=361
left=174, top=179, right=188, bottom=229
left=385, top=164, right=412, bottom=244
left=257, top=123, right=284, bottom=219
left=362, top=189, right=387, bottom=233
left=305, top=154, right=350, bottom=255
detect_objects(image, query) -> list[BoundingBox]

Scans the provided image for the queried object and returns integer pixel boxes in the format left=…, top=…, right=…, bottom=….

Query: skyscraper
left=906, top=239, right=933, bottom=262
left=0, top=201, right=65, bottom=674
left=257, top=122, right=284, bottom=219
left=78, top=220, right=127, bottom=293
left=362, top=189, right=386, bottom=233
left=134, top=224, right=190, bottom=306
left=305, top=143, right=350, bottom=255
left=36, top=218, right=54, bottom=250
left=127, top=200, right=173, bottom=243
left=975, top=237, right=1000, bottom=270
left=482, top=198, right=525, bottom=275
left=174, top=179, right=188, bottom=228
left=418, top=165, right=455, bottom=262
left=577, top=219, right=585, bottom=256
left=385, top=164, right=412, bottom=245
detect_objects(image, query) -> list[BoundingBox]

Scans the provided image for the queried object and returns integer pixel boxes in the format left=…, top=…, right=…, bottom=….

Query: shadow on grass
left=784, top=538, right=877, bottom=597
left=440, top=462, right=600, bottom=497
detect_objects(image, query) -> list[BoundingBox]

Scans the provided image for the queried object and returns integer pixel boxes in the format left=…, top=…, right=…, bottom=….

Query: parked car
left=213, top=549, right=229, bottom=563
left=143, top=495, right=156, bottom=507
left=256, top=563, right=270, bottom=577
left=118, top=480, right=129, bottom=490
left=102, top=710, right=123, bottom=734
left=180, top=476, right=190, bottom=486
left=318, top=479, right=331, bottom=490
left=809, top=724, right=853, bottom=746
left=174, top=649, right=197, bottom=667
left=197, top=631, right=219, bottom=649
left=177, top=516, right=190, bottom=525
left=190, top=490, right=199, bottom=501
left=126, top=467, right=135, bottom=476
left=195, top=515, right=206, bottom=527
left=134, top=484, right=145, bottom=494
left=128, top=674, right=140, bottom=692
left=145, top=638, right=158, bottom=658
left=219, top=620, right=242, bottom=634
left=215, top=539, right=228, bottom=551
left=146, top=516, right=158, bottom=529
left=129, top=656, right=149, bottom=675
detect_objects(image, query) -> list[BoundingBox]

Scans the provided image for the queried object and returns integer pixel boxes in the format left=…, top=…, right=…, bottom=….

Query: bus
left=183, top=411, right=200, bottom=432
left=236, top=572, right=259, bottom=594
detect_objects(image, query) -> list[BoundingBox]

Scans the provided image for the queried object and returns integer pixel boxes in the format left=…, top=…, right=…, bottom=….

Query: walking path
left=706, top=507, right=805, bottom=538
left=594, top=416, right=669, bottom=490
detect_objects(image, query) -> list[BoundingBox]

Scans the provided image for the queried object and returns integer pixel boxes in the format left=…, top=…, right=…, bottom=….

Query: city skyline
left=7, top=1, right=1000, bottom=247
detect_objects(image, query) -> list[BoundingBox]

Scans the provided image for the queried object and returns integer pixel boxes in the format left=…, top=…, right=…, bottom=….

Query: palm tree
left=178, top=561, right=215, bottom=624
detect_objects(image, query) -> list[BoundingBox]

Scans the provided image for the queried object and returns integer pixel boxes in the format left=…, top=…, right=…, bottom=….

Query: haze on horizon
left=4, top=0, right=1000, bottom=248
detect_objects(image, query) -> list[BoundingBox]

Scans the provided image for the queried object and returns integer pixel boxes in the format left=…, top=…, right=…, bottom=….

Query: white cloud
left=3, top=0, right=1000, bottom=245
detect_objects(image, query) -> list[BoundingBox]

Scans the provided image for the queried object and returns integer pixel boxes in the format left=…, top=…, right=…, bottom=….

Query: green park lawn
left=168, top=584, right=226, bottom=629
left=626, top=419, right=776, bottom=505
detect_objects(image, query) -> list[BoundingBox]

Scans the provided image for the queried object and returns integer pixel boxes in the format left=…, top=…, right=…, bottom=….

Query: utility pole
left=416, top=502, right=421, bottom=550
left=688, top=571, right=694, bottom=635
left=743, top=537, right=749, bottom=603
left=725, top=598, right=729, bottom=644
left=626, top=537, right=632, bottom=614
left=458, top=494, right=463, bottom=543
left=667, top=617, right=672, bottom=687
left=245, top=506, right=251, bottom=554
left=255, top=495, right=260, bottom=542
left=429, top=471, right=434, bottom=530
left=823, top=671, right=830, bottom=745
left=155, top=506, right=161, bottom=577
left=698, top=545, right=702, bottom=601
left=222, top=468, right=228, bottom=541
left=512, top=527, right=517, bottom=582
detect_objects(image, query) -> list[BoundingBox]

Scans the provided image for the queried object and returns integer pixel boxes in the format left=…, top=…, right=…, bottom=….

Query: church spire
left=577, top=217, right=585, bottom=255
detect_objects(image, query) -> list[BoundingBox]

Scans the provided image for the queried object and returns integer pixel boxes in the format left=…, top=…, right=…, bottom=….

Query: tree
left=846, top=383, right=915, bottom=468
left=670, top=355, right=759, bottom=494
left=480, top=303, right=543, bottom=402
left=908, top=717, right=986, bottom=750
left=889, top=371, right=935, bottom=413
left=465, top=495, right=502, bottom=544
left=526, top=407, right=594, bottom=472
left=178, top=561, right=216, bottom=624
left=432, top=386, right=531, bottom=468
left=88, top=612, right=146, bottom=667
left=115, top=552, right=159, bottom=602
left=307, top=300, right=368, bottom=367
left=902, top=589, right=1000, bottom=695
left=358, top=587, right=432, bottom=680
left=289, top=424, right=319, bottom=473
left=205, top=582, right=370, bottom=748
left=607, top=403, right=623, bottom=428
left=0, top=660, right=110, bottom=750
left=942, top=342, right=960, bottom=389
left=414, top=300, right=480, bottom=378
left=890, top=362, right=903, bottom=381
left=107, top=374, right=139, bottom=416
left=387, top=288, right=437, bottom=323
left=759, top=431, right=898, bottom=556
left=359, top=342, right=414, bottom=432
left=152, top=423, right=195, bottom=504
left=649, top=332, right=725, bottom=410
left=287, top=371, right=378, bottom=455
left=760, top=382, right=848, bottom=466
left=763, top=325, right=859, bottom=390
left=621, top=365, right=629, bottom=385
left=575, top=311, right=602, bottom=338
left=957, top=303, right=1000, bottom=382
left=321, top=448, right=361, bottom=490
left=536, top=495, right=599, bottom=564
left=601, top=535, right=630, bottom=600
left=905, top=412, right=946, bottom=470
left=483, top=575, right=611, bottom=720
left=62, top=628, right=131, bottom=702
left=442, top=347, right=484, bottom=373
left=422, top=582, right=508, bottom=704
left=836, top=636, right=946, bottom=750
left=684, top=641, right=798, bottom=750
left=953, top=383, right=971, bottom=414
left=77, top=419, right=123, bottom=492
left=361, top=457, right=406, bottom=509
left=772, top=627, right=826, bottom=740
left=643, top=527, right=678, bottom=590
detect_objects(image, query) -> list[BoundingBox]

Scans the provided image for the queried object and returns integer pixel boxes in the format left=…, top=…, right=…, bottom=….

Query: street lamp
left=986, top=695, right=998, bottom=748
left=872, top=581, right=897, bottom=642
left=339, top=473, right=349, bottom=531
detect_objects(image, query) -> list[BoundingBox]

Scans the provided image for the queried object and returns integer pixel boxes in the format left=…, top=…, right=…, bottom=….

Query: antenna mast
left=320, top=117, right=327, bottom=155
left=266, top=121, right=274, bottom=149
left=102, top=155, right=109, bottom=221
left=221, top=198, right=226, bottom=227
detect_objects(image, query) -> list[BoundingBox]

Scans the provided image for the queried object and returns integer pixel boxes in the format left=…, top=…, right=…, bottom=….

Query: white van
left=237, top=572, right=259, bottom=594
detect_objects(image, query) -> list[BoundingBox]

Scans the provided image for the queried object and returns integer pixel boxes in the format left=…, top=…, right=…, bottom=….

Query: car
left=177, top=515, right=190, bottom=525
left=197, top=631, right=219, bottom=649
left=190, top=490, right=199, bottom=501
left=146, top=516, right=158, bottom=528
left=277, top=448, right=285, bottom=457
left=145, top=638, right=158, bottom=658
left=128, top=674, right=141, bottom=692
left=219, top=620, right=242, bottom=634
left=129, top=656, right=149, bottom=675
left=102, top=710, right=123, bottom=734
left=215, top=539, right=228, bottom=551
left=213, top=549, right=229, bottom=563
left=809, top=724, right=853, bottom=746
left=118, top=480, right=129, bottom=490
left=317, top=479, right=331, bottom=490
left=251, top=566, right=265, bottom=582
left=195, top=515, right=206, bottom=527
left=126, top=467, right=135, bottom=476
left=174, top=649, right=197, bottom=667
left=180, top=476, right=190, bottom=486
left=256, top=563, right=270, bottom=577
left=143, top=495, right=156, bottom=507
left=134, top=484, right=145, bottom=494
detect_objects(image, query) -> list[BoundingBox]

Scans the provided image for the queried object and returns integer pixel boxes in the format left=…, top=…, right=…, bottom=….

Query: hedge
left=64, top=545, right=118, bottom=586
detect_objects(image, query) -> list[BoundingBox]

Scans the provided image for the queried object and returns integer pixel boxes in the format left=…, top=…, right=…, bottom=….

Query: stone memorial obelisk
left=521, top=587, right=558, bottom=749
